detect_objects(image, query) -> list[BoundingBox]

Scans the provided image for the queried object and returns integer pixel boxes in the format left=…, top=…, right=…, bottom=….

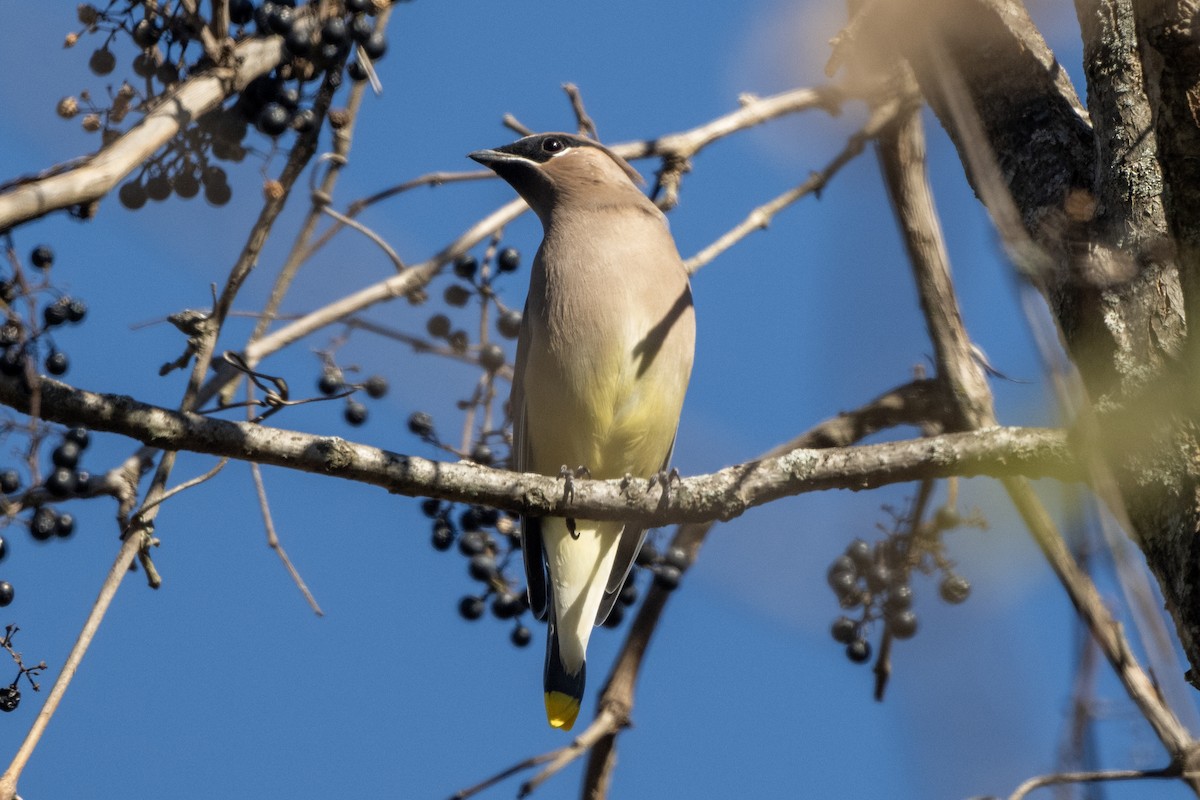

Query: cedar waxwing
left=469, top=133, right=696, bottom=731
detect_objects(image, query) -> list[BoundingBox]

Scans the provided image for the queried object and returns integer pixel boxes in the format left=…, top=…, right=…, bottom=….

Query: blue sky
left=0, top=1, right=1194, bottom=798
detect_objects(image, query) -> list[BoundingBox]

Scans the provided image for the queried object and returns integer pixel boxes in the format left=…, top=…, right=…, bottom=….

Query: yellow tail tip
left=545, top=691, right=581, bottom=730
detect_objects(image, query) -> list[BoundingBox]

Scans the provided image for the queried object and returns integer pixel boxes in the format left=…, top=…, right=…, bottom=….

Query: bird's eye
left=542, top=137, right=564, bottom=153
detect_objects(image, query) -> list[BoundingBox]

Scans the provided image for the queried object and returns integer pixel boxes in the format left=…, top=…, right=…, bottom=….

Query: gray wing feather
left=512, top=297, right=548, bottom=620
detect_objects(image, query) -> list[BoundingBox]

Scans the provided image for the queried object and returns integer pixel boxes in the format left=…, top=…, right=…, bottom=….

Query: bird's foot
left=619, top=473, right=634, bottom=493
left=648, top=467, right=682, bottom=494
left=559, top=465, right=591, bottom=539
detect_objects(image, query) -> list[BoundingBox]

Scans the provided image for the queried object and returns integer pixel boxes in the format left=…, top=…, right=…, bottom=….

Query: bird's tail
left=544, top=608, right=585, bottom=730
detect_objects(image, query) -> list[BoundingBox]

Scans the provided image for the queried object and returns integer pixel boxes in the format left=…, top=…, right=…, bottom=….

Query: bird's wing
left=594, top=431, right=678, bottom=625
left=512, top=297, right=548, bottom=620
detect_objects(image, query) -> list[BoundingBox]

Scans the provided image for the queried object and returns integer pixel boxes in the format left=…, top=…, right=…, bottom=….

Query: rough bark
left=886, top=0, right=1200, bottom=680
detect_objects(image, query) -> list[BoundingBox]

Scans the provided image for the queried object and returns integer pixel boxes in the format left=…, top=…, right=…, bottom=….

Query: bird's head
left=469, top=133, right=646, bottom=223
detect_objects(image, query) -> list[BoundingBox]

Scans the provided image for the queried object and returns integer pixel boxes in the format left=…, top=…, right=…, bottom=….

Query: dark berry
left=30, top=507, right=57, bottom=540
left=0, top=282, right=15, bottom=304
left=846, top=639, right=872, bottom=663
left=444, top=284, right=471, bottom=307
left=347, top=0, right=372, bottom=12
left=889, top=609, right=918, bottom=640
left=827, top=555, right=855, bottom=583
left=431, top=520, right=454, bottom=551
left=635, top=541, right=659, bottom=567
left=935, top=506, right=961, bottom=529
left=420, top=498, right=441, bottom=518
left=865, top=562, right=891, bottom=593
left=459, top=507, right=484, bottom=533
left=364, top=375, right=388, bottom=399
left=284, top=23, right=314, bottom=57
left=267, top=4, right=295, bottom=34
left=939, top=574, right=971, bottom=604
left=202, top=165, right=228, bottom=187
left=468, top=553, right=497, bottom=582
left=132, top=19, right=160, bottom=48
left=173, top=170, right=200, bottom=199
left=321, top=16, right=349, bottom=45
left=831, top=616, right=856, bottom=644
left=276, top=85, right=300, bottom=110
left=291, top=107, right=317, bottom=133
left=43, top=304, right=68, bottom=328
left=363, top=30, right=387, bottom=60
left=0, top=349, right=25, bottom=377
left=458, top=530, right=486, bottom=555
left=30, top=246, right=53, bottom=270
left=654, top=564, right=682, bottom=591
left=132, top=50, right=161, bottom=79
left=257, top=102, right=291, bottom=137
left=0, top=685, right=19, bottom=712
left=828, top=570, right=857, bottom=597
left=343, top=400, right=367, bottom=426
left=229, top=0, right=255, bottom=24
left=65, top=427, right=90, bottom=448
left=470, top=444, right=493, bottom=466
left=205, top=180, right=232, bottom=206
left=0, top=537, right=7, bottom=562
left=619, top=581, right=638, bottom=607
left=347, top=61, right=369, bottom=82
left=479, top=507, right=500, bottom=527
left=156, top=62, right=179, bottom=85
left=886, top=584, right=914, bottom=612
left=663, top=546, right=689, bottom=571
left=89, top=48, right=116, bottom=76
left=349, top=14, right=373, bottom=43
left=497, top=247, right=520, bottom=273
left=73, top=471, right=91, bottom=494
left=45, top=351, right=69, bottom=376
left=119, top=180, right=148, bottom=210
left=66, top=299, right=88, bottom=323
left=845, top=539, right=872, bottom=569
left=511, top=625, right=532, bottom=648
left=52, top=442, right=81, bottom=469
left=491, top=592, right=523, bottom=619
left=407, top=411, right=434, bottom=438
left=0, top=471, right=15, bottom=495
left=55, top=512, right=75, bottom=539
left=426, top=314, right=451, bottom=338
left=45, top=468, right=74, bottom=496
left=497, top=309, right=522, bottom=339
left=317, top=370, right=343, bottom=395
left=478, top=343, right=506, bottom=372
left=458, top=595, right=484, bottom=621
left=0, top=581, right=13, bottom=607
left=453, top=256, right=477, bottom=280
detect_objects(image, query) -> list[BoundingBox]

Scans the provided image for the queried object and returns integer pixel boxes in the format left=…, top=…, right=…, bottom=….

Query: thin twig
left=319, top=204, right=406, bottom=272
left=1008, top=766, right=1181, bottom=800
left=684, top=94, right=904, bottom=273
left=563, top=83, right=599, bottom=139
left=249, top=461, right=324, bottom=616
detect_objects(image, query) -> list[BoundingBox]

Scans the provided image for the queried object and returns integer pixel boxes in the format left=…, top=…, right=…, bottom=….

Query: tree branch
left=0, top=374, right=1077, bottom=525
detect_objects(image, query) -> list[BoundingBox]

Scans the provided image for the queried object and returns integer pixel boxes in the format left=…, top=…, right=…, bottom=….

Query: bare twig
left=250, top=461, right=324, bottom=615
left=318, top=204, right=406, bottom=272
left=684, top=94, right=905, bottom=273
left=563, top=83, right=599, bottom=139
left=1008, top=766, right=1181, bottom=800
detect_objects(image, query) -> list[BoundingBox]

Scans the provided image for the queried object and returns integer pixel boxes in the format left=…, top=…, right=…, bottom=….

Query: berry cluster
left=0, top=245, right=89, bottom=382
left=314, top=358, right=389, bottom=427
left=0, top=626, right=48, bottom=713
left=827, top=502, right=978, bottom=665
left=63, top=1, right=398, bottom=210
left=423, top=498, right=649, bottom=646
